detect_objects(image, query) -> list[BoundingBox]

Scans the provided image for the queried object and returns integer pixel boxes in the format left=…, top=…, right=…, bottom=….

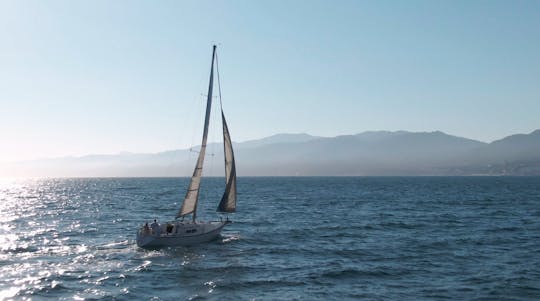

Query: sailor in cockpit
left=150, top=219, right=161, bottom=236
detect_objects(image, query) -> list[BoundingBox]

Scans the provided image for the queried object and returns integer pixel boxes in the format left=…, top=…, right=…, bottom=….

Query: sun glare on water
left=0, top=179, right=68, bottom=300
left=0, top=179, right=27, bottom=300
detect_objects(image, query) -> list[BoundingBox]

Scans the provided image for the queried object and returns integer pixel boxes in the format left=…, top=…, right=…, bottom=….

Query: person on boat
left=166, top=223, right=173, bottom=234
left=150, top=219, right=160, bottom=236
left=143, top=222, right=150, bottom=234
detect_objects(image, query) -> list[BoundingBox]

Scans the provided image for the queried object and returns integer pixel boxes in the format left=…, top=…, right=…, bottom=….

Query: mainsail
left=217, top=110, right=237, bottom=212
left=176, top=45, right=216, bottom=219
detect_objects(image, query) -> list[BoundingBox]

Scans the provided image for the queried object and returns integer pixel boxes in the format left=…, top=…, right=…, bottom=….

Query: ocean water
left=1, top=177, right=539, bottom=300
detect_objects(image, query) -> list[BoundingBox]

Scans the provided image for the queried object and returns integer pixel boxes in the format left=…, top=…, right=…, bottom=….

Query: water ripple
left=0, top=177, right=539, bottom=300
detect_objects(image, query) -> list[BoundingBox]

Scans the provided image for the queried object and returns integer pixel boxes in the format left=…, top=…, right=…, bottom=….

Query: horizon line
left=2, top=128, right=539, bottom=163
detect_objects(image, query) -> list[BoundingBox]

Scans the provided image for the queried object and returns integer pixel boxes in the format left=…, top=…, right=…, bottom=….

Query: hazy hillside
left=2, top=130, right=540, bottom=177
left=454, top=129, right=540, bottom=175
left=236, top=131, right=487, bottom=176
left=236, top=133, right=321, bottom=149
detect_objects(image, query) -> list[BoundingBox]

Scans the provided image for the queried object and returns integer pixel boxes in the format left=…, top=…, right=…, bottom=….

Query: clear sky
left=1, top=0, right=539, bottom=162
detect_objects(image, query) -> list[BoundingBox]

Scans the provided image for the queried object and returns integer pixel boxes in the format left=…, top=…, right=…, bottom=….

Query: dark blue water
left=1, top=177, right=539, bottom=300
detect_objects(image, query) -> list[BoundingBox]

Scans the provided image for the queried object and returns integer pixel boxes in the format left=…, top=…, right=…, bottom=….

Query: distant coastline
left=2, top=129, right=540, bottom=177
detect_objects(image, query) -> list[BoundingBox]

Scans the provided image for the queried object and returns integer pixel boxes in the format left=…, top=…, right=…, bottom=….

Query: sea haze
left=3, top=130, right=540, bottom=177
left=1, top=177, right=539, bottom=300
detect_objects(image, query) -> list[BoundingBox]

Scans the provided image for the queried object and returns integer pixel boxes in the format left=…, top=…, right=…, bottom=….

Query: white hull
left=136, top=220, right=229, bottom=248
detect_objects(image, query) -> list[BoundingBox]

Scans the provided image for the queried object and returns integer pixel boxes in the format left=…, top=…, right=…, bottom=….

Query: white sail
left=217, top=110, right=237, bottom=212
left=176, top=45, right=216, bottom=219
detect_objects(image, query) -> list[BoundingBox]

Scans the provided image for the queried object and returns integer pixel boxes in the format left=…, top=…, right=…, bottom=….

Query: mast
left=176, top=45, right=216, bottom=221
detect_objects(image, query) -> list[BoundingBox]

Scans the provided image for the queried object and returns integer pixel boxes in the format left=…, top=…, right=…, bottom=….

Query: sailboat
left=136, top=45, right=237, bottom=248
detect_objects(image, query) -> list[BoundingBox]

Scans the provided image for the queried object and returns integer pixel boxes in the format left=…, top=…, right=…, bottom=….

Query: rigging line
left=216, top=52, right=224, bottom=111
left=215, top=50, right=228, bottom=188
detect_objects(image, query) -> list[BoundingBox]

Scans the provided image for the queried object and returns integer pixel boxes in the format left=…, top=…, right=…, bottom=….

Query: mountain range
left=2, top=130, right=540, bottom=177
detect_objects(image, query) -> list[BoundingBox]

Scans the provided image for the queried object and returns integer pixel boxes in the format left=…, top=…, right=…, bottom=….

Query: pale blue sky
left=1, top=0, right=539, bottom=162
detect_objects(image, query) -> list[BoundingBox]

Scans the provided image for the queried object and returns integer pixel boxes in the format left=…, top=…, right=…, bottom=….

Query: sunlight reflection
left=0, top=233, right=18, bottom=252
left=0, top=179, right=20, bottom=219
left=0, top=286, right=21, bottom=300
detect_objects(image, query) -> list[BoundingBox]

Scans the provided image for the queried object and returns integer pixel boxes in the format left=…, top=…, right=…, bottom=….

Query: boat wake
left=97, top=240, right=130, bottom=250
left=220, top=233, right=240, bottom=244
